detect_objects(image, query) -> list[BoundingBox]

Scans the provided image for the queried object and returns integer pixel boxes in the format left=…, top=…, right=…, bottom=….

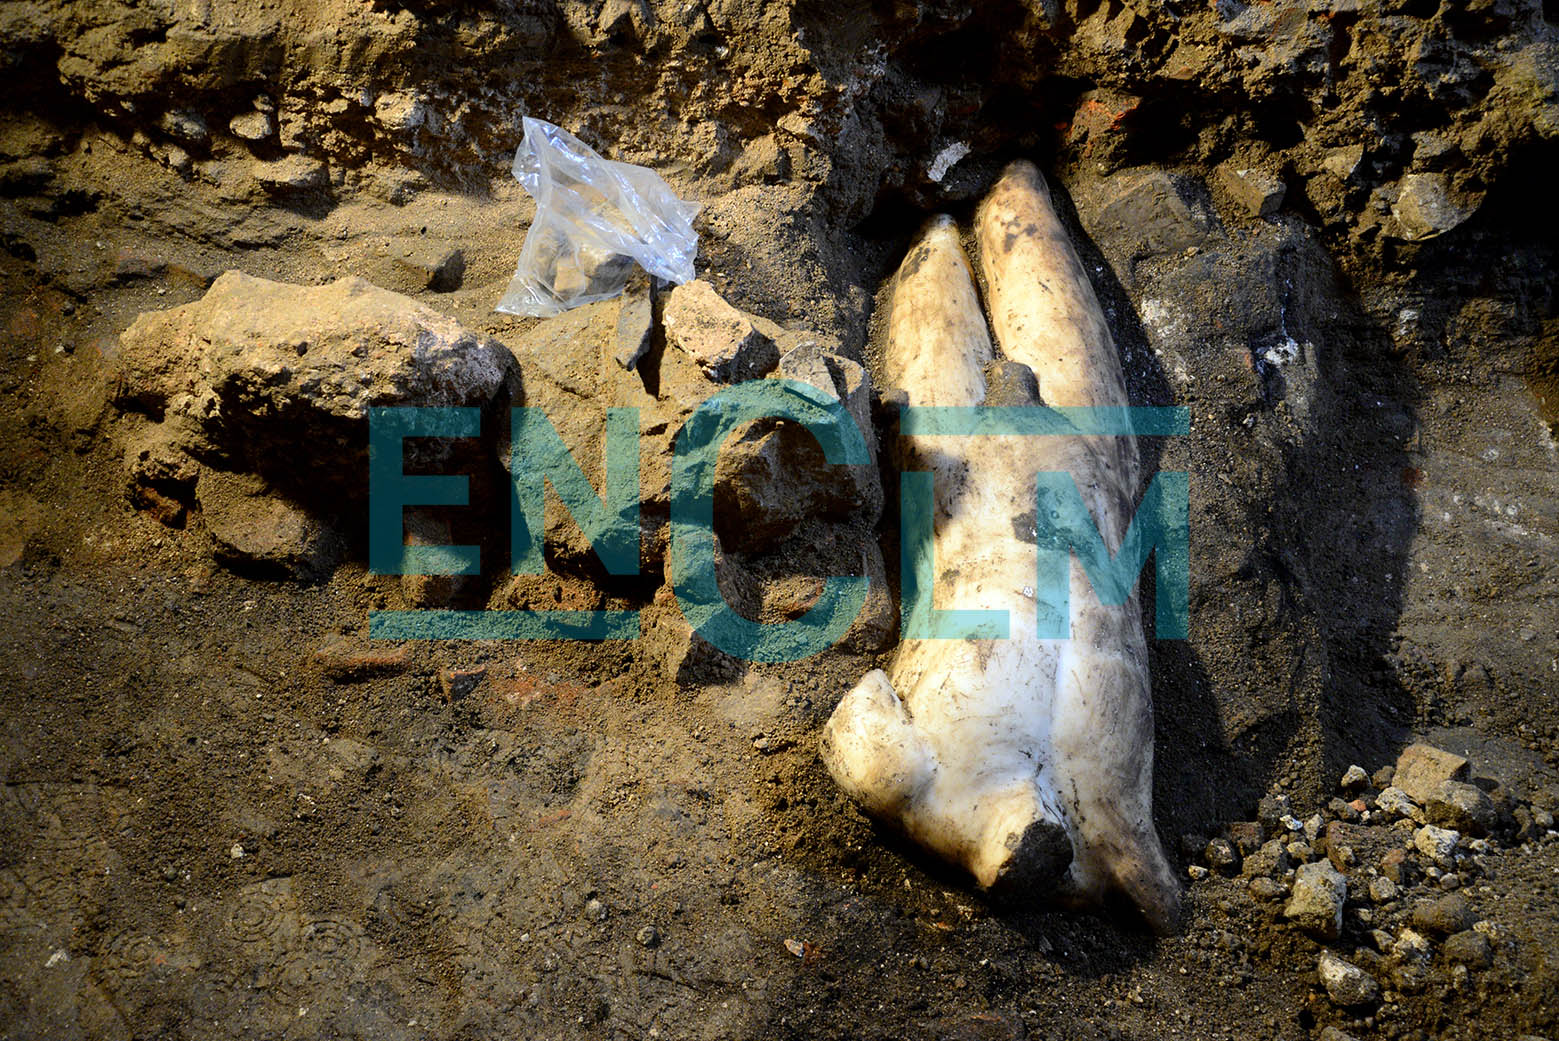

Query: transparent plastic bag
left=496, top=117, right=701, bottom=317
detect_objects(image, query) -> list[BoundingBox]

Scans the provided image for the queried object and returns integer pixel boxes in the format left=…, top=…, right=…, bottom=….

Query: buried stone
left=112, top=272, right=517, bottom=578
left=1286, top=861, right=1346, bottom=939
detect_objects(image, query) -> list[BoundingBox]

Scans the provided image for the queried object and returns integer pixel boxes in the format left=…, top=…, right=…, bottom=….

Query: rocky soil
left=2, top=0, right=1558, bottom=1039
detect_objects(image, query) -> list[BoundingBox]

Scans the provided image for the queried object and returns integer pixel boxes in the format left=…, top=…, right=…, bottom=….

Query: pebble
left=1317, top=950, right=1380, bottom=1007
left=439, top=666, right=487, bottom=701
left=613, top=275, right=655, bottom=371
left=1257, top=794, right=1293, bottom=831
left=636, top=925, right=661, bottom=948
left=1340, top=764, right=1370, bottom=792
left=1287, top=840, right=1313, bottom=863
left=395, top=243, right=466, bottom=293
left=1411, top=893, right=1473, bottom=935
left=1249, top=877, right=1287, bottom=901
left=1390, top=173, right=1478, bottom=241
left=252, top=154, right=328, bottom=192
left=229, top=110, right=276, bottom=142
left=1326, top=842, right=1356, bottom=872
left=160, top=110, right=210, bottom=147
left=585, top=898, right=608, bottom=921
left=1369, top=876, right=1399, bottom=904
left=1243, top=838, right=1291, bottom=878
left=1320, top=1028, right=1362, bottom=1041
left=1228, top=821, right=1265, bottom=854
left=1285, top=861, right=1346, bottom=940
left=1204, top=837, right=1239, bottom=873
left=1216, top=162, right=1286, bottom=217
left=1371, top=872, right=1409, bottom=903
left=1442, top=930, right=1492, bottom=968
left=1304, top=814, right=1324, bottom=842
left=1390, top=928, right=1433, bottom=991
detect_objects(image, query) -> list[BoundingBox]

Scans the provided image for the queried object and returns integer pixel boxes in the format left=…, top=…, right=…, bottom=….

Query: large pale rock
left=1389, top=172, right=1478, bottom=241
left=1394, top=742, right=1470, bottom=804
left=1413, top=823, right=1461, bottom=867
left=116, top=271, right=516, bottom=478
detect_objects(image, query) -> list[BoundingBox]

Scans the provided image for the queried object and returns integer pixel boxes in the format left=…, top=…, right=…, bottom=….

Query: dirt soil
left=2, top=1, right=1559, bottom=1039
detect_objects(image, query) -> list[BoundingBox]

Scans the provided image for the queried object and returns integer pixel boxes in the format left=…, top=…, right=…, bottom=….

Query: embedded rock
left=1412, top=893, right=1474, bottom=936
left=1285, top=861, right=1346, bottom=939
left=252, top=154, right=328, bottom=192
left=1443, top=930, right=1493, bottom=968
left=115, top=271, right=516, bottom=484
left=1389, top=173, right=1479, bottom=241
left=1216, top=162, right=1285, bottom=217
left=1318, top=950, right=1380, bottom=1007
left=1423, top=780, right=1495, bottom=836
left=197, top=469, right=341, bottom=580
left=712, top=342, right=882, bottom=551
left=663, top=279, right=779, bottom=383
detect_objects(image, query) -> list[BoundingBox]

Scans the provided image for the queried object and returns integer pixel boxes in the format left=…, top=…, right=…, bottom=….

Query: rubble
left=1375, top=787, right=1425, bottom=823
left=1088, top=169, right=1210, bottom=264
left=1422, top=780, right=1496, bottom=836
left=228, top=111, right=275, bottom=142
left=663, top=279, right=780, bottom=383
left=713, top=341, right=882, bottom=551
left=1393, top=743, right=1471, bottom=804
left=1339, top=764, right=1369, bottom=792
left=1389, top=173, right=1479, bottom=241
left=252, top=155, right=328, bottom=192
left=613, top=274, right=656, bottom=371
left=1216, top=162, right=1285, bottom=217
left=1443, top=930, right=1493, bottom=968
left=1412, top=893, right=1474, bottom=936
left=1243, top=838, right=1291, bottom=879
left=197, top=469, right=341, bottom=580
left=1285, top=861, right=1346, bottom=940
left=1413, top=824, right=1461, bottom=868
left=115, top=271, right=515, bottom=482
left=1317, top=950, right=1379, bottom=1007
left=1390, top=928, right=1434, bottom=992
left=393, top=242, right=465, bottom=293
left=1368, top=876, right=1398, bottom=904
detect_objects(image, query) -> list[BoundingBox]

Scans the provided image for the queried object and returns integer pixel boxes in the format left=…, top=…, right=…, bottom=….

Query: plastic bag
left=496, top=117, right=701, bottom=317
